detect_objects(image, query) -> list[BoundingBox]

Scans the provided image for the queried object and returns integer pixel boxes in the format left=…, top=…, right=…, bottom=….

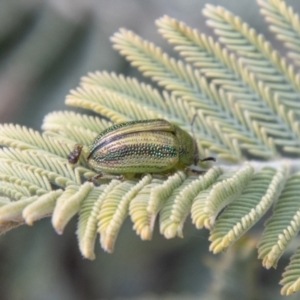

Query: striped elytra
left=68, top=119, right=215, bottom=177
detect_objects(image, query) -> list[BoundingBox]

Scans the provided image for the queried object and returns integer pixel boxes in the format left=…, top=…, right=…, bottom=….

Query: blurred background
left=0, top=0, right=300, bottom=299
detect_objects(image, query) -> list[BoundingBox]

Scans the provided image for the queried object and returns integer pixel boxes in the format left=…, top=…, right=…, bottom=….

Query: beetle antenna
left=190, top=113, right=200, bottom=165
left=190, top=113, right=197, bottom=138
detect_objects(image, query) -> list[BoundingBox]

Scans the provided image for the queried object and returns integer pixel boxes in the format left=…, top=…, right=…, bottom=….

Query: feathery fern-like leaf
left=280, top=246, right=300, bottom=295
left=101, top=175, right=153, bottom=253
left=192, top=163, right=254, bottom=230
left=203, top=4, right=300, bottom=132
left=68, top=70, right=237, bottom=161
left=258, top=172, right=300, bottom=269
left=209, top=165, right=288, bottom=253
left=112, top=29, right=251, bottom=161
left=156, top=15, right=300, bottom=156
left=258, top=0, right=300, bottom=66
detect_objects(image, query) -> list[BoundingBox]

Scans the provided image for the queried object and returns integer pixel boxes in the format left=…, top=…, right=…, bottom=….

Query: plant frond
left=81, top=71, right=168, bottom=111
left=100, top=175, right=153, bottom=253
left=159, top=167, right=222, bottom=239
left=67, top=87, right=149, bottom=123
left=0, top=182, right=32, bottom=201
left=258, top=0, right=300, bottom=66
left=22, top=190, right=63, bottom=225
left=0, top=196, right=38, bottom=224
left=156, top=15, right=300, bottom=156
left=52, top=182, right=94, bottom=234
left=280, top=246, right=300, bottom=295
left=192, top=163, right=254, bottom=230
left=111, top=29, right=286, bottom=160
left=73, top=71, right=204, bottom=129
left=0, top=190, right=64, bottom=230
left=0, top=124, right=72, bottom=158
left=76, top=185, right=108, bottom=260
left=0, top=147, right=90, bottom=187
left=43, top=110, right=112, bottom=133
left=147, top=171, right=187, bottom=219
left=98, top=180, right=138, bottom=247
left=209, top=164, right=289, bottom=253
left=42, top=111, right=112, bottom=146
left=129, top=178, right=164, bottom=240
left=258, top=173, right=300, bottom=269
left=67, top=71, right=238, bottom=161
left=203, top=5, right=300, bottom=121
left=0, top=161, right=51, bottom=195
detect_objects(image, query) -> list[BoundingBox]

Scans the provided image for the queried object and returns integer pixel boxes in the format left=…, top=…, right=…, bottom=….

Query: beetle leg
left=115, top=175, right=125, bottom=181
left=88, top=173, right=125, bottom=184
left=184, top=167, right=205, bottom=175
left=150, top=173, right=167, bottom=179
left=88, top=173, right=103, bottom=183
left=200, top=156, right=216, bottom=162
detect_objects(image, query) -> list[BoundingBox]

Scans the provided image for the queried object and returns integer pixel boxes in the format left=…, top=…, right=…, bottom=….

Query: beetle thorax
left=174, top=125, right=198, bottom=167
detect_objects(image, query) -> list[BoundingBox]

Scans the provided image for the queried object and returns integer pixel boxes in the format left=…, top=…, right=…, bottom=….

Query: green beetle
left=68, top=119, right=215, bottom=179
